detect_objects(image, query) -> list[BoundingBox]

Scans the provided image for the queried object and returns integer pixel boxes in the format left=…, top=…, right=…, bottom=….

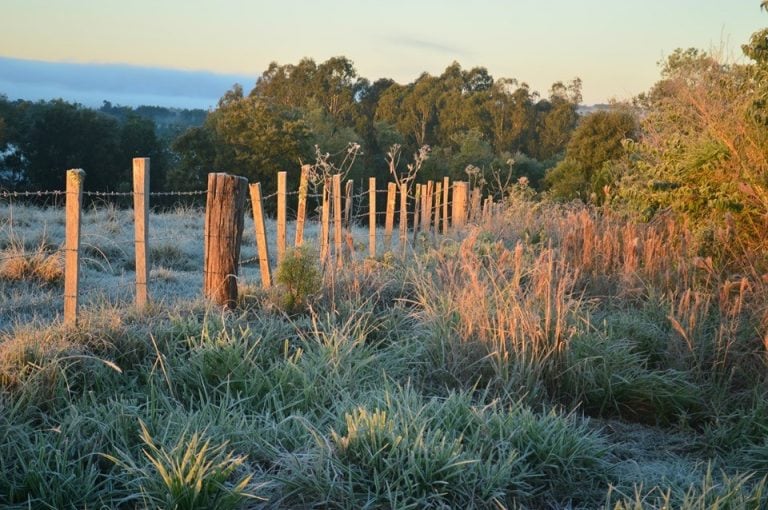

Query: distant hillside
left=0, top=56, right=256, bottom=109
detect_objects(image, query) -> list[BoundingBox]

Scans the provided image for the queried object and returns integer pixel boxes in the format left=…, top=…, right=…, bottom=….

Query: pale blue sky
left=0, top=0, right=764, bottom=105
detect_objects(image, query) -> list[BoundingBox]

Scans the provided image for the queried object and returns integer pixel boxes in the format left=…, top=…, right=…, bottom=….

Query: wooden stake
left=64, top=169, right=84, bottom=326
left=133, top=158, right=150, bottom=310
left=276, top=171, right=287, bottom=265
left=320, top=178, right=330, bottom=264
left=295, top=164, right=309, bottom=247
left=412, top=184, right=422, bottom=242
left=399, top=185, right=408, bottom=252
left=420, top=183, right=429, bottom=232
left=384, top=182, right=396, bottom=250
left=368, top=177, right=376, bottom=258
left=434, top=181, right=442, bottom=236
left=333, top=174, right=342, bottom=267
left=344, top=179, right=353, bottom=228
left=249, top=182, right=272, bottom=289
left=203, top=173, right=248, bottom=308
left=470, top=187, right=482, bottom=223
left=452, top=181, right=468, bottom=229
left=442, top=176, right=449, bottom=234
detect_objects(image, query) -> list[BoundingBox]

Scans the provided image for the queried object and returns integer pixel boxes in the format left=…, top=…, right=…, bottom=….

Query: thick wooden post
left=442, top=177, right=450, bottom=234
left=64, top=169, right=84, bottom=326
left=203, top=173, right=248, bottom=308
left=452, top=181, right=468, bottom=229
left=295, top=164, right=309, bottom=247
left=399, top=185, right=408, bottom=251
left=333, top=174, right=342, bottom=267
left=320, top=178, right=330, bottom=264
left=249, top=183, right=272, bottom=289
left=384, top=182, right=396, bottom=250
left=133, top=158, right=150, bottom=310
left=276, top=171, right=287, bottom=265
left=434, top=181, right=442, bottom=236
left=369, top=177, right=376, bottom=258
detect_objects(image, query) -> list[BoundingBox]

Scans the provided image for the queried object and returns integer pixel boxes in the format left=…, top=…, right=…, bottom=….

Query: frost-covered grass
left=1, top=198, right=767, bottom=508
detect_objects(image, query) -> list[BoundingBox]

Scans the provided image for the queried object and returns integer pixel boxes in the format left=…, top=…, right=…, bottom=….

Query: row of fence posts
left=58, top=158, right=496, bottom=325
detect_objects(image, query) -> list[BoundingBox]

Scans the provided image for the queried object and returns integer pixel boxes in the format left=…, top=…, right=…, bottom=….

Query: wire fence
left=1, top=171, right=496, bottom=331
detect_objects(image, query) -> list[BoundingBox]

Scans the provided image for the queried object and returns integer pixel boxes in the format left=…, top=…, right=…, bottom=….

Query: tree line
left=0, top=59, right=585, bottom=194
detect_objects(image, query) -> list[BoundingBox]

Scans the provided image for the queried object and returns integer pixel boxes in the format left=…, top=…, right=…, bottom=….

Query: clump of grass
left=608, top=466, right=768, bottom=509
left=565, top=333, right=703, bottom=425
left=151, top=243, right=194, bottom=271
left=277, top=387, right=610, bottom=508
left=0, top=244, right=63, bottom=284
left=106, top=420, right=259, bottom=509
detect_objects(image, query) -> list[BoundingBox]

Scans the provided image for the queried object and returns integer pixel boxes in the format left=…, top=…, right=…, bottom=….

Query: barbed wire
left=0, top=190, right=66, bottom=198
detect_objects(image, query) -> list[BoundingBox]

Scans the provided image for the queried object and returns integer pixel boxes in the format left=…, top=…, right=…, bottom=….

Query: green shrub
left=275, top=246, right=321, bottom=314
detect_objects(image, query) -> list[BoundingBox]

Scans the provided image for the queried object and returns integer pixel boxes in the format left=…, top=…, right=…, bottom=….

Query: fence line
left=2, top=157, right=501, bottom=326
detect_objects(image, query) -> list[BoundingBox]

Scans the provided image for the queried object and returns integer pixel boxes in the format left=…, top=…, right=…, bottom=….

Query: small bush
left=274, top=246, right=321, bottom=314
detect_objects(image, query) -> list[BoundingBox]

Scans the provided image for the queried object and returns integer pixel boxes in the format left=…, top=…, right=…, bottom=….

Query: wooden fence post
left=399, top=185, right=408, bottom=252
left=344, top=179, right=353, bottom=228
left=249, top=182, right=272, bottom=289
left=470, top=187, right=482, bottom=223
left=320, top=178, right=330, bottom=264
left=64, top=168, right=85, bottom=326
left=333, top=174, right=342, bottom=267
left=295, top=165, right=309, bottom=247
left=384, top=182, right=396, bottom=250
left=203, top=173, right=248, bottom=308
left=452, top=181, right=468, bottom=229
left=442, top=176, right=449, bottom=234
left=423, top=183, right=429, bottom=230
left=276, top=171, right=287, bottom=265
left=425, top=181, right=434, bottom=233
left=369, top=177, right=376, bottom=258
left=412, top=184, right=422, bottom=242
left=434, top=180, right=442, bottom=236
left=133, top=158, right=150, bottom=310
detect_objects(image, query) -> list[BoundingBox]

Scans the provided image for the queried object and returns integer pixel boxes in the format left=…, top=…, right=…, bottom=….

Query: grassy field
left=1, top=196, right=767, bottom=508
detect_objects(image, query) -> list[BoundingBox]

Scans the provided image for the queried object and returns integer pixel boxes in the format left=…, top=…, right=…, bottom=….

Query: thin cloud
left=381, top=35, right=470, bottom=57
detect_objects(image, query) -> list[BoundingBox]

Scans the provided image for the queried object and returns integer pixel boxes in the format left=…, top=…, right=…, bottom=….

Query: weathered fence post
left=333, top=174, right=343, bottom=267
left=133, top=158, right=149, bottom=310
left=203, top=173, right=248, bottom=308
left=276, top=171, right=287, bottom=265
left=344, top=179, right=354, bottom=258
left=320, top=178, right=330, bottom=264
left=295, top=164, right=309, bottom=247
left=434, top=180, right=442, bottom=236
left=369, top=177, right=376, bottom=258
left=384, top=182, right=396, bottom=250
left=249, top=182, right=272, bottom=289
left=452, top=181, right=468, bottom=229
left=442, top=176, right=450, bottom=234
left=344, top=179, right=353, bottom=228
left=64, top=169, right=84, bottom=326
left=470, top=187, right=482, bottom=223
left=412, top=184, right=422, bottom=242
left=399, top=185, right=408, bottom=252
left=423, top=183, right=430, bottom=229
